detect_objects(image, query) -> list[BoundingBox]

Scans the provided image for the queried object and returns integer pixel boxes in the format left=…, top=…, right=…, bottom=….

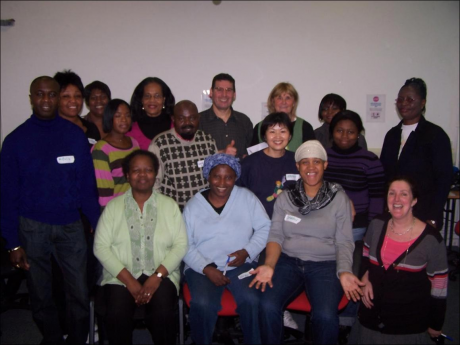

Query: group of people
left=0, top=71, right=453, bottom=345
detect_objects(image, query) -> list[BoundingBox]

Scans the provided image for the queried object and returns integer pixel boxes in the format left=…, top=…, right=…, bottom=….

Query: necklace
left=382, top=219, right=415, bottom=272
left=390, top=217, right=415, bottom=236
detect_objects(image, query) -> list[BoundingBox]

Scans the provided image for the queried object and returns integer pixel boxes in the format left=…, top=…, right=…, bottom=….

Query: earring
left=142, top=106, right=145, bottom=110
left=163, top=104, right=165, bottom=109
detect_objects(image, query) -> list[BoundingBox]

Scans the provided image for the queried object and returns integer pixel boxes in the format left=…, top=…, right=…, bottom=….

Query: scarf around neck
left=287, top=179, right=343, bottom=215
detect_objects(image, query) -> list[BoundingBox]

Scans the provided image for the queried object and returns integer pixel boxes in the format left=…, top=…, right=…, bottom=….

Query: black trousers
left=102, top=274, right=177, bottom=345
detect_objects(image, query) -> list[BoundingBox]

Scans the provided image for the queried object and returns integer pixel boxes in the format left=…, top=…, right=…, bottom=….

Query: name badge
left=88, top=138, right=97, bottom=145
left=197, top=160, right=204, bottom=168
left=286, top=174, right=300, bottom=181
left=246, top=142, right=268, bottom=155
left=57, top=156, right=75, bottom=164
left=285, top=214, right=301, bottom=224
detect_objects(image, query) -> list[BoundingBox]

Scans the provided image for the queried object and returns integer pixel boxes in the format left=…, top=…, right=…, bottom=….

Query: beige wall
left=1, top=1, right=459, bottom=161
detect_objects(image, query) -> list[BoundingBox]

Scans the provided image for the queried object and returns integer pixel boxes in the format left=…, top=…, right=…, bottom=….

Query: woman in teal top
left=250, top=82, right=315, bottom=152
left=94, top=149, right=188, bottom=345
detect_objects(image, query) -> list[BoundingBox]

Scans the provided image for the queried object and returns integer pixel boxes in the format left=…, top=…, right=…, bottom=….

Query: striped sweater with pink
left=359, top=214, right=448, bottom=334
left=91, top=138, right=140, bottom=207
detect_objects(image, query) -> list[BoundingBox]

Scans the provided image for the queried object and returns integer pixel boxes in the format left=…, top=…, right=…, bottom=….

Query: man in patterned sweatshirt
left=148, top=100, right=218, bottom=210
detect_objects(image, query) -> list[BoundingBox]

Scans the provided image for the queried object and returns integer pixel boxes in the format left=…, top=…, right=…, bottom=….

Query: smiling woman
left=251, top=140, right=364, bottom=344
left=380, top=78, right=453, bottom=231
left=182, top=153, right=271, bottom=344
left=93, top=149, right=188, bottom=345
left=54, top=70, right=101, bottom=148
left=91, top=99, right=140, bottom=209
left=126, top=77, right=175, bottom=150
left=351, top=176, right=448, bottom=344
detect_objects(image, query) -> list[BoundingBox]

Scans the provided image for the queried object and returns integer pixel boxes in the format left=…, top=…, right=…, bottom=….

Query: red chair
left=284, top=291, right=349, bottom=343
left=286, top=290, right=349, bottom=313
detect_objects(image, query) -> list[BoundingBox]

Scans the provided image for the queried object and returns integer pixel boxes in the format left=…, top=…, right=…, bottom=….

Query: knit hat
left=294, top=140, right=328, bottom=162
left=203, top=153, right=241, bottom=180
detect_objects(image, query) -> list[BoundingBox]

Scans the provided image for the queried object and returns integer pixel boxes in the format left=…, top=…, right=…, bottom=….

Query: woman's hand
left=360, top=271, right=374, bottom=309
left=427, top=328, right=442, bottom=338
left=125, top=279, right=143, bottom=303
left=203, top=266, right=230, bottom=286
left=248, top=265, right=274, bottom=292
left=137, top=275, right=162, bottom=305
left=227, top=249, right=249, bottom=267
left=339, top=272, right=365, bottom=302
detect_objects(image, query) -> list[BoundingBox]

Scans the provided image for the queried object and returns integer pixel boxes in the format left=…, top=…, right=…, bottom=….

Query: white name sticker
left=57, top=156, right=75, bottom=164
left=286, top=174, right=301, bottom=181
left=284, top=214, right=301, bottom=224
left=197, top=160, right=204, bottom=168
left=246, top=142, right=268, bottom=155
left=88, top=138, right=97, bottom=145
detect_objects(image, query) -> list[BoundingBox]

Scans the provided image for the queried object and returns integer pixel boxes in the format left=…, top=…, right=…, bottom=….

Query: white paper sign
left=201, top=90, right=212, bottom=111
left=366, top=94, right=385, bottom=122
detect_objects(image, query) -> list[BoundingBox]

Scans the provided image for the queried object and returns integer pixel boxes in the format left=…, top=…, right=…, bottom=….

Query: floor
left=1, top=251, right=459, bottom=344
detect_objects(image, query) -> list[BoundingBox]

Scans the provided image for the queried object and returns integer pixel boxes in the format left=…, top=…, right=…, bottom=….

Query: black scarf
left=137, top=112, right=171, bottom=140
left=287, top=179, right=343, bottom=215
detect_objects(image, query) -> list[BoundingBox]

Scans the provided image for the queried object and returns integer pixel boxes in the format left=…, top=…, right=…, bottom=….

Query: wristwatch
left=154, top=271, right=163, bottom=280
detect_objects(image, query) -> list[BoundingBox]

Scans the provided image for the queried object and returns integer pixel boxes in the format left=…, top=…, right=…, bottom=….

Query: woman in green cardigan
left=94, top=149, right=188, bottom=345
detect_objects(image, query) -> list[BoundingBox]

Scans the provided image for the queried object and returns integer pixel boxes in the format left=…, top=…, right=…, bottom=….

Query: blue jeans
left=185, top=262, right=261, bottom=344
left=19, top=217, right=89, bottom=345
left=259, top=253, right=344, bottom=344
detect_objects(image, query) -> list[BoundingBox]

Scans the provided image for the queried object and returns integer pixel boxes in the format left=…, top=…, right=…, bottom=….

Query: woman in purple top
left=238, top=112, right=298, bottom=218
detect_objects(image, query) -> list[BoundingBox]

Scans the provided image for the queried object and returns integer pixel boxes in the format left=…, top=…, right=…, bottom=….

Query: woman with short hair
left=314, top=93, right=367, bottom=149
left=94, top=149, right=187, bottom=345
left=250, top=82, right=315, bottom=152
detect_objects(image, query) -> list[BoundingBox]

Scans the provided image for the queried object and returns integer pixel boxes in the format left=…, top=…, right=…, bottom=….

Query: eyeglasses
left=213, top=87, right=234, bottom=93
left=395, top=97, right=417, bottom=104
left=143, top=94, right=163, bottom=101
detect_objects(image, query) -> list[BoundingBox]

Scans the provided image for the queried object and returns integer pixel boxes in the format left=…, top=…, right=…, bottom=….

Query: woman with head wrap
left=250, top=140, right=364, bottom=344
left=182, top=153, right=271, bottom=344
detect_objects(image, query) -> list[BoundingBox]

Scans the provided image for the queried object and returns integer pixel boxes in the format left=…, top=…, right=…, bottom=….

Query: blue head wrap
left=202, top=153, right=241, bottom=180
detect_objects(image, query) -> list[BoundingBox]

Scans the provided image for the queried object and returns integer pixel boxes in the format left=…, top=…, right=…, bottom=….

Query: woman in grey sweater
left=250, top=140, right=364, bottom=344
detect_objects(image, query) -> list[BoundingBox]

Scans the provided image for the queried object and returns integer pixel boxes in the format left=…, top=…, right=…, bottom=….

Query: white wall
left=1, top=1, right=459, bottom=160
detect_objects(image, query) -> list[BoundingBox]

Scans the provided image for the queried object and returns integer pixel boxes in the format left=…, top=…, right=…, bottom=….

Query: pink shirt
left=381, top=236, right=418, bottom=270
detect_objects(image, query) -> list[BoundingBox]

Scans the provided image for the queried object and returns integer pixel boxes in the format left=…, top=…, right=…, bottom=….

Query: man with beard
left=149, top=100, right=218, bottom=210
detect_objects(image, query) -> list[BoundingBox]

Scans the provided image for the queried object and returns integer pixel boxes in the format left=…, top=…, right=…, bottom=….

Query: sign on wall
left=366, top=94, right=386, bottom=123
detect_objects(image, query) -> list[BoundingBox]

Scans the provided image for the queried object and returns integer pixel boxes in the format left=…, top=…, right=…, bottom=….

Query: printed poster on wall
left=201, top=90, right=212, bottom=111
left=366, top=94, right=385, bottom=123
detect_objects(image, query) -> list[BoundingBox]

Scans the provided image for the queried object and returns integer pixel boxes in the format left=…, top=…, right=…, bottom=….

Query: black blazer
left=380, top=116, right=453, bottom=228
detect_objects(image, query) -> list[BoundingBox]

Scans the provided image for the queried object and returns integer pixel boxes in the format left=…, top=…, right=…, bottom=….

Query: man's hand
left=9, top=248, right=30, bottom=271
left=203, top=266, right=230, bottom=286
left=224, top=140, right=237, bottom=156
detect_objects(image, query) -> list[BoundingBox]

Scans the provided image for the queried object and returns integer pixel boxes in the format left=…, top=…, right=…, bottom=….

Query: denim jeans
left=259, top=253, right=344, bottom=344
left=19, top=217, right=89, bottom=345
left=184, top=262, right=261, bottom=344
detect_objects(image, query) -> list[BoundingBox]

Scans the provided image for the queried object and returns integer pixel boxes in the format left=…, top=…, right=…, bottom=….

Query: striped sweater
left=325, top=144, right=385, bottom=228
left=358, top=215, right=448, bottom=334
left=91, top=138, right=140, bottom=207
